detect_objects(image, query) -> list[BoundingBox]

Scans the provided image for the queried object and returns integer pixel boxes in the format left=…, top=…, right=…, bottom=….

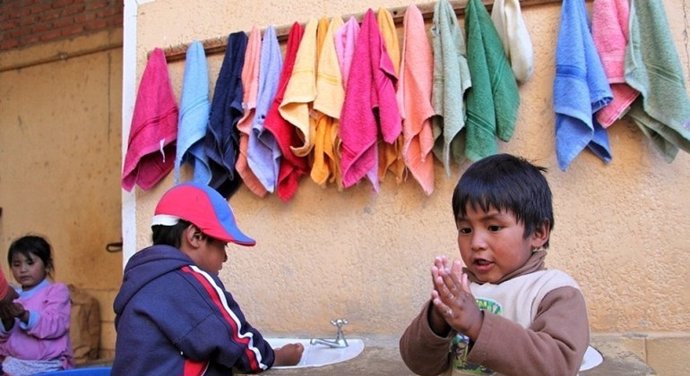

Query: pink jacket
left=0, top=280, right=74, bottom=369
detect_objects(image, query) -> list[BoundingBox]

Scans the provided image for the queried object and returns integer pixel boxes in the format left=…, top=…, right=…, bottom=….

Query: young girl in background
left=0, top=235, right=73, bottom=375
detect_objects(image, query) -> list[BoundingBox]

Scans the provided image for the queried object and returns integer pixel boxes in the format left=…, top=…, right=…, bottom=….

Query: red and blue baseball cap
left=151, top=182, right=256, bottom=246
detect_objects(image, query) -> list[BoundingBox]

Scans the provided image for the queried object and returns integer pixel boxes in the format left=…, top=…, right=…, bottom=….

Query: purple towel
left=248, top=26, right=283, bottom=193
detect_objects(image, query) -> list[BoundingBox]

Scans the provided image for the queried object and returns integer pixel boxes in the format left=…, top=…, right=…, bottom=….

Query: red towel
left=0, top=270, right=9, bottom=300
left=340, top=9, right=401, bottom=190
left=122, top=48, right=178, bottom=191
left=264, top=23, right=307, bottom=202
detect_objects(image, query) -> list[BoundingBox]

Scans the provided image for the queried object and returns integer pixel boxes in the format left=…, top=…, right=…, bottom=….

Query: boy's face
left=456, top=205, right=545, bottom=283
left=194, top=236, right=229, bottom=276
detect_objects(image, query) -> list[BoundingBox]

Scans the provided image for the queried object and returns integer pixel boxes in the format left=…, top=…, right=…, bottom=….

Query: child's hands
left=431, top=257, right=483, bottom=341
left=273, top=342, right=304, bottom=367
left=0, top=302, right=24, bottom=321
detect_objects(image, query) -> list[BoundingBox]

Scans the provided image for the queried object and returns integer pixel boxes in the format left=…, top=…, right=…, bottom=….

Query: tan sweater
left=399, top=251, right=589, bottom=376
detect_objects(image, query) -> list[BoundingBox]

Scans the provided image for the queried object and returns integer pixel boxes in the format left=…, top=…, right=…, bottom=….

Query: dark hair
left=151, top=220, right=192, bottom=247
left=8, top=235, right=55, bottom=273
left=452, top=154, right=554, bottom=247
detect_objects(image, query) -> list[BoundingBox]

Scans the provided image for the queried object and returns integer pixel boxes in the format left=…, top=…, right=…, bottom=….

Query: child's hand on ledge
left=273, top=342, right=304, bottom=366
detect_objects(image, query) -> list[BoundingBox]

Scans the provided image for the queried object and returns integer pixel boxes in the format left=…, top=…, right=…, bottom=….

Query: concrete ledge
left=245, top=336, right=654, bottom=376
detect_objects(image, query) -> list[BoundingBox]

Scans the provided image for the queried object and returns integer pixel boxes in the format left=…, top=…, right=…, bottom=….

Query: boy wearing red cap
left=112, top=182, right=303, bottom=376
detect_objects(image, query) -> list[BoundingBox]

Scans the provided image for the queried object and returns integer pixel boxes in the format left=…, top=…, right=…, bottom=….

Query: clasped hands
left=0, top=300, right=26, bottom=327
left=430, top=256, right=483, bottom=341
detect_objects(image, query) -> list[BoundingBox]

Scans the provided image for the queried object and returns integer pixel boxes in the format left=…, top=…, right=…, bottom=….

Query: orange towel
left=235, top=27, right=268, bottom=197
left=377, top=7, right=406, bottom=184
left=400, top=4, right=435, bottom=195
left=312, top=17, right=345, bottom=187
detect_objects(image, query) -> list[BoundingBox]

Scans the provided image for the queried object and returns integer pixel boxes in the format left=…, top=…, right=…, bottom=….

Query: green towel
left=464, top=0, right=520, bottom=161
left=431, top=0, right=472, bottom=175
left=624, top=0, right=690, bottom=162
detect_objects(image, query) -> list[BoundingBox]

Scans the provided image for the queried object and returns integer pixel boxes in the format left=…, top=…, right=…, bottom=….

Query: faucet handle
left=330, top=318, right=348, bottom=328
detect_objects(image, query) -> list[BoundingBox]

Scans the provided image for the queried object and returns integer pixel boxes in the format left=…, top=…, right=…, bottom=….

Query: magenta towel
left=122, top=48, right=178, bottom=191
left=592, top=0, right=639, bottom=127
left=339, top=9, right=401, bottom=190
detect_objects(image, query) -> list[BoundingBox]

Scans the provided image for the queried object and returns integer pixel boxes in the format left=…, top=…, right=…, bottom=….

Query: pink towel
left=122, top=48, right=178, bottom=191
left=235, top=27, right=268, bottom=197
left=592, top=0, right=639, bottom=127
left=335, top=17, right=360, bottom=89
left=400, top=5, right=435, bottom=196
left=340, top=9, right=401, bottom=191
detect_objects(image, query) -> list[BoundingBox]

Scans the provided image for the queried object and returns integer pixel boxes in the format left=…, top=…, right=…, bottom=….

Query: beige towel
left=491, top=0, right=534, bottom=84
left=280, top=19, right=318, bottom=158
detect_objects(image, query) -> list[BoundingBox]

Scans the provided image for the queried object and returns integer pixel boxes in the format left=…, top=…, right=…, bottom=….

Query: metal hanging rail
left=160, top=0, right=564, bottom=63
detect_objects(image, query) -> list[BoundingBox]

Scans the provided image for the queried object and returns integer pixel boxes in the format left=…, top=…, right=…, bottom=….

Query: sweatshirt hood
left=113, top=244, right=193, bottom=315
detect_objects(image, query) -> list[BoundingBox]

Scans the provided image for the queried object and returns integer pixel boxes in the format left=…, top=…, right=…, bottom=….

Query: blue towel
left=624, top=0, right=690, bottom=162
left=248, top=26, right=283, bottom=193
left=554, top=0, right=613, bottom=171
left=205, top=32, right=247, bottom=198
left=175, top=41, right=211, bottom=184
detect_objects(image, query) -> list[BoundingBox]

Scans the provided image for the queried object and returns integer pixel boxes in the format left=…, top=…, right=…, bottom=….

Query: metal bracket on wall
left=106, top=241, right=123, bottom=253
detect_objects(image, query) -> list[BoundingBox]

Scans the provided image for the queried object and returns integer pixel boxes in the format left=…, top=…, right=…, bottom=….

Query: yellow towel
left=312, top=17, right=345, bottom=187
left=280, top=19, right=318, bottom=158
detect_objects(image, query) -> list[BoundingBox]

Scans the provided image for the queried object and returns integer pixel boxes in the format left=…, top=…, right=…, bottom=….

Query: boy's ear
left=530, top=220, right=551, bottom=249
left=182, top=225, right=204, bottom=248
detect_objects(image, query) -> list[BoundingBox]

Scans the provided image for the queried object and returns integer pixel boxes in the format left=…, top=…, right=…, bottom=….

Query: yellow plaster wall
left=0, top=30, right=123, bottom=358
left=129, top=0, right=690, bottom=357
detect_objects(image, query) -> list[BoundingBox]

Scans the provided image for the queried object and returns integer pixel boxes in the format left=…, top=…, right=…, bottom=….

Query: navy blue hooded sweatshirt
left=112, top=245, right=275, bottom=376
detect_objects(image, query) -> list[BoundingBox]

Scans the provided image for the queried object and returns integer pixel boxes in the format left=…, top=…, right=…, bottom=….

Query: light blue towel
left=554, top=0, right=613, bottom=171
left=175, top=40, right=211, bottom=184
left=430, top=0, right=472, bottom=175
left=248, top=26, right=283, bottom=192
left=624, top=0, right=690, bottom=162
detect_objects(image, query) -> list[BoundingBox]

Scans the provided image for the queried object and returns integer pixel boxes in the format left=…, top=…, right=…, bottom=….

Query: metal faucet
left=310, top=319, right=349, bottom=348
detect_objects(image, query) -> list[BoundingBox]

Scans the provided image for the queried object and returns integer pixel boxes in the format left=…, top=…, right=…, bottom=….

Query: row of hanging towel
left=122, top=0, right=690, bottom=202
left=555, top=0, right=690, bottom=171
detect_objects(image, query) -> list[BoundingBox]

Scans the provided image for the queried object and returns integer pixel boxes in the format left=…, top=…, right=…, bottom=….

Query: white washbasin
left=579, top=345, right=603, bottom=372
left=265, top=337, right=365, bottom=369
